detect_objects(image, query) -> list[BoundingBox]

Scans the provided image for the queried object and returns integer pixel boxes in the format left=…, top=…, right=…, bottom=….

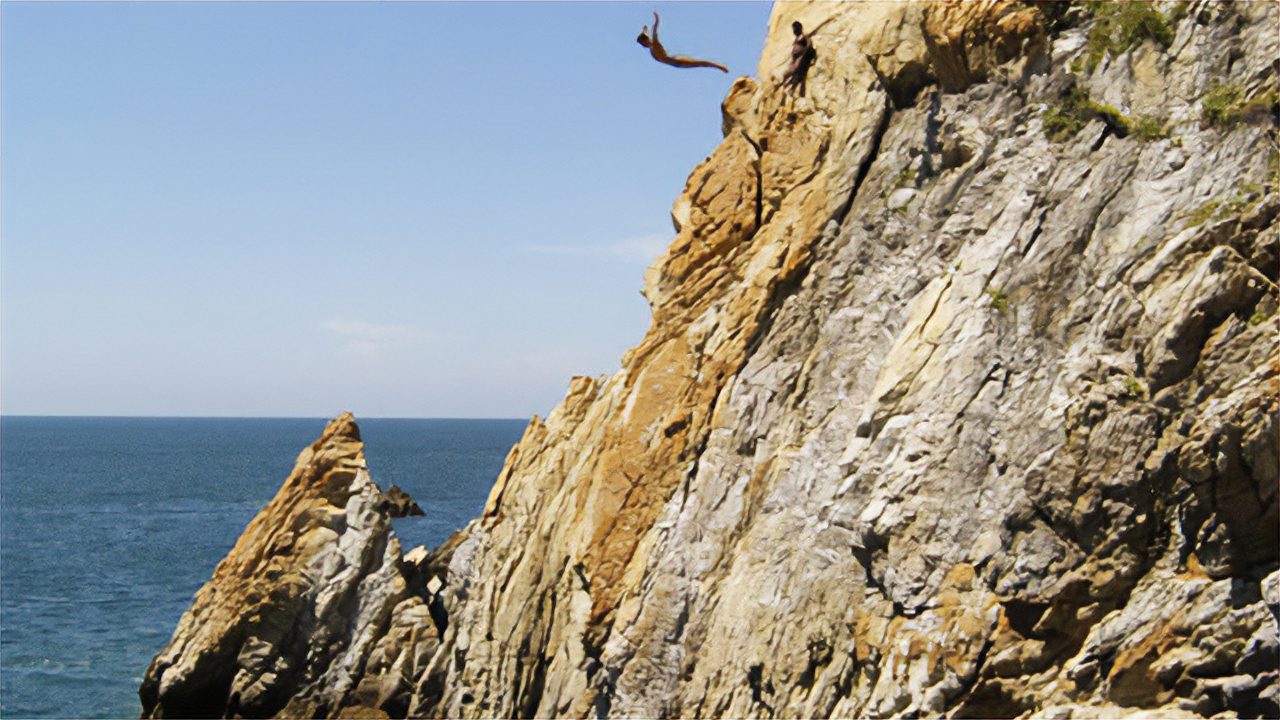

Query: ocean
left=0, top=416, right=527, bottom=719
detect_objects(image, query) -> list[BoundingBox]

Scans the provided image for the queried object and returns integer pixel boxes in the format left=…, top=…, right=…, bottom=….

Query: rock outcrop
left=140, top=414, right=433, bottom=718
left=383, top=485, right=425, bottom=518
left=144, top=1, right=1278, bottom=717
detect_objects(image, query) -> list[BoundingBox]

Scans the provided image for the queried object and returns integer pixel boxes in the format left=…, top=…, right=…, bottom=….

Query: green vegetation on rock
left=1088, top=99, right=1132, bottom=135
left=1119, top=375, right=1148, bottom=401
left=1132, top=115, right=1169, bottom=141
left=986, top=287, right=1010, bottom=313
left=1185, top=198, right=1224, bottom=227
left=1183, top=184, right=1266, bottom=228
left=1042, top=87, right=1166, bottom=143
left=1044, top=105, right=1087, bottom=143
left=1080, top=1, right=1175, bottom=73
left=1203, top=84, right=1243, bottom=126
left=1201, top=83, right=1279, bottom=128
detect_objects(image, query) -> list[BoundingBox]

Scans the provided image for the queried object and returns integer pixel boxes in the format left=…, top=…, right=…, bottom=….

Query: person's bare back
left=636, top=12, right=728, bottom=73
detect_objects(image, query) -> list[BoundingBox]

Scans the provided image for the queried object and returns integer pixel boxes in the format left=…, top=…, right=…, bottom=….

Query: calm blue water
left=0, top=416, right=526, bottom=719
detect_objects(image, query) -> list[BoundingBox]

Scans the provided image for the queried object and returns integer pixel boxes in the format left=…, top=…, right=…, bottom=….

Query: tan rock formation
left=921, top=0, right=1046, bottom=93
left=139, top=414, right=428, bottom=718
left=144, top=1, right=1279, bottom=717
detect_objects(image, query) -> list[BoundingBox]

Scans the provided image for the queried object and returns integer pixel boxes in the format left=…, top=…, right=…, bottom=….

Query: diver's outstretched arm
left=652, top=12, right=661, bottom=44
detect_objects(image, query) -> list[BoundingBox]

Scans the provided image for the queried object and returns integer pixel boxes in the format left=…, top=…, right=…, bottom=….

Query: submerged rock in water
left=382, top=484, right=424, bottom=518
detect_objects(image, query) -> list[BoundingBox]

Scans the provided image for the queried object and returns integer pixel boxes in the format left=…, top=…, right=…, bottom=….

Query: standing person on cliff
left=637, top=11, right=729, bottom=73
left=781, top=20, right=817, bottom=94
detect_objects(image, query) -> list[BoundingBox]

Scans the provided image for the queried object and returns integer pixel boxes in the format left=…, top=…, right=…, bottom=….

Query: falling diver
left=636, top=12, right=729, bottom=73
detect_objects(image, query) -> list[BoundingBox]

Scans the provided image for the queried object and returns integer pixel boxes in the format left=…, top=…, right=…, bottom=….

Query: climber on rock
left=637, top=12, right=729, bottom=73
left=781, top=20, right=817, bottom=94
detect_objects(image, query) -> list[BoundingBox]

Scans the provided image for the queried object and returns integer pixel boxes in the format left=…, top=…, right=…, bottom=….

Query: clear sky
left=2, top=1, right=774, bottom=418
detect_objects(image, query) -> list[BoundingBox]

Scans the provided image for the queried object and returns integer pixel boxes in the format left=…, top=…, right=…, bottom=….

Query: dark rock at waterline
left=382, top=484, right=424, bottom=518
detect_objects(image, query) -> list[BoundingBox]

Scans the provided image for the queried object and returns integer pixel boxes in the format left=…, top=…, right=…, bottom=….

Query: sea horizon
left=0, top=415, right=525, bottom=718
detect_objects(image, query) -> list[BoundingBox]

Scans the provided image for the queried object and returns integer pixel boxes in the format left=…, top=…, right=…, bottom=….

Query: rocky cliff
left=142, top=1, right=1279, bottom=717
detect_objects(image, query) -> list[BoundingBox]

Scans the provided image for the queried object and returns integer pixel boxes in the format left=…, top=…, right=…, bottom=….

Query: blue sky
left=2, top=1, right=773, bottom=418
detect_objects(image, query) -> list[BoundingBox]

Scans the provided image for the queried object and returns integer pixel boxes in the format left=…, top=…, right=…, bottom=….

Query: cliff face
left=143, top=1, right=1279, bottom=717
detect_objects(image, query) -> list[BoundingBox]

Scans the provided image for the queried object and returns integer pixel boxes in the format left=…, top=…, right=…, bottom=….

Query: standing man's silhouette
left=781, top=21, right=816, bottom=94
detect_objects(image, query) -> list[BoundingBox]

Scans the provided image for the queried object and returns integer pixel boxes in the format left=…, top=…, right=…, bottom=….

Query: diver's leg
left=666, top=56, right=729, bottom=72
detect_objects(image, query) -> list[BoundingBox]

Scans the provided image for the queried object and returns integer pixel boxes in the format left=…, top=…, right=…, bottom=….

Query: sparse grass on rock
left=1080, top=1, right=1175, bottom=73
left=1201, top=83, right=1279, bottom=128
left=1182, top=183, right=1267, bottom=228
left=1119, top=375, right=1149, bottom=401
left=1132, top=115, right=1169, bottom=141
left=986, top=287, right=1010, bottom=313
left=1042, top=87, right=1168, bottom=143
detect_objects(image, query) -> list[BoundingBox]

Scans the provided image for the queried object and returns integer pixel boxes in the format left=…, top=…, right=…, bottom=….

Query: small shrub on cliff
left=1043, top=105, right=1086, bottom=142
left=1201, top=83, right=1279, bottom=128
left=1202, top=83, right=1244, bottom=126
left=1236, top=89, right=1276, bottom=123
left=986, top=287, right=1010, bottom=313
left=1119, top=375, right=1148, bottom=401
left=1132, top=115, right=1168, bottom=141
left=1044, top=87, right=1152, bottom=143
left=1080, top=1, right=1175, bottom=73
left=1086, top=99, right=1132, bottom=135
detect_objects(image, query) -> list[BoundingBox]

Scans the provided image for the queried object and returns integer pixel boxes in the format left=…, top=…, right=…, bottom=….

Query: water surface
left=0, top=416, right=526, bottom=718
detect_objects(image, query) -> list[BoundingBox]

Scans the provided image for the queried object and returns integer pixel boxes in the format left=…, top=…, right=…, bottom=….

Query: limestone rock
left=144, top=1, right=1279, bottom=717
left=411, top=2, right=1277, bottom=716
left=886, top=187, right=918, bottom=211
left=921, top=0, right=1047, bottom=93
left=139, top=414, right=418, bottom=718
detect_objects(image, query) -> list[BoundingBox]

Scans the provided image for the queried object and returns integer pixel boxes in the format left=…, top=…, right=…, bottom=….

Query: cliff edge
left=143, top=1, right=1278, bottom=717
